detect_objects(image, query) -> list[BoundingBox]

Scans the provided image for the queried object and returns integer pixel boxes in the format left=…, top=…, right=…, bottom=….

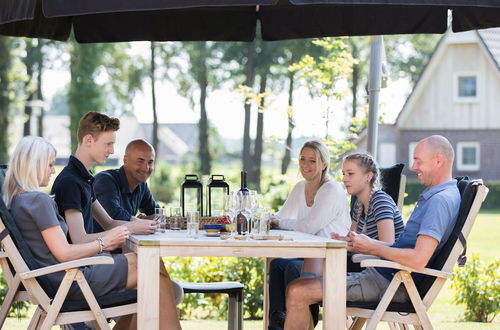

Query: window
left=457, top=142, right=480, bottom=171
left=378, top=143, right=396, bottom=167
left=408, top=142, right=418, bottom=168
left=454, top=72, right=478, bottom=102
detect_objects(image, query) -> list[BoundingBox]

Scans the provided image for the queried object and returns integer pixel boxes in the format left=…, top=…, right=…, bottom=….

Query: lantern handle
left=184, top=174, right=199, bottom=181
left=210, top=174, right=225, bottom=181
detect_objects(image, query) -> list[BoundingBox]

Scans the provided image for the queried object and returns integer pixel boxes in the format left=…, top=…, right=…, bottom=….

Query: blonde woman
left=268, top=140, right=350, bottom=329
left=3, top=136, right=181, bottom=330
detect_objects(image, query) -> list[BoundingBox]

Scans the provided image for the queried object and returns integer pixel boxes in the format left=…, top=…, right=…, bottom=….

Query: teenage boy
left=52, top=112, right=156, bottom=247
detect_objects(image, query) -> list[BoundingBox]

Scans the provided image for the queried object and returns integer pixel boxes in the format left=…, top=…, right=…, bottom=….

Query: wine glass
left=224, top=191, right=240, bottom=237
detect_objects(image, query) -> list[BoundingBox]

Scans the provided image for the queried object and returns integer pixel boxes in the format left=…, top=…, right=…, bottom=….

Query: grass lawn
left=3, top=210, right=499, bottom=329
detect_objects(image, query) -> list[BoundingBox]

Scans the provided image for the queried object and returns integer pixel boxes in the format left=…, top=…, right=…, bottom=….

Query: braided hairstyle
left=343, top=152, right=381, bottom=232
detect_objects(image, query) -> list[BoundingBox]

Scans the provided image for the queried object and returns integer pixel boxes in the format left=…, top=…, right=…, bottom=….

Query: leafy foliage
left=451, top=254, right=500, bottom=322
left=164, top=257, right=264, bottom=320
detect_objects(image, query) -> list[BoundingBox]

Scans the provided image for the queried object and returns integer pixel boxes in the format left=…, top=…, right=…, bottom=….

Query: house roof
left=477, top=28, right=500, bottom=71
left=395, top=27, right=500, bottom=127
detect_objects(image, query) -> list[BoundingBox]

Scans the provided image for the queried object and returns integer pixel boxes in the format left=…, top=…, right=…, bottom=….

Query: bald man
left=93, top=139, right=159, bottom=233
left=284, top=135, right=461, bottom=329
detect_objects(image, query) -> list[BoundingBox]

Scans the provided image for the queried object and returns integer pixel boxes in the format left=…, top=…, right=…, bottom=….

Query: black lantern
left=181, top=174, right=203, bottom=217
left=207, top=175, right=230, bottom=216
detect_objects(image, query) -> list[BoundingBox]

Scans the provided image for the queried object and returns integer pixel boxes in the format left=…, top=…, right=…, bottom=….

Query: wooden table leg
left=323, top=247, right=346, bottom=330
left=137, top=246, right=160, bottom=330
left=263, top=257, right=271, bottom=330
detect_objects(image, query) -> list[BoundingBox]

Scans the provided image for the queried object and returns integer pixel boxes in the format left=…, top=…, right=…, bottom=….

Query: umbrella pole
left=367, top=35, right=383, bottom=158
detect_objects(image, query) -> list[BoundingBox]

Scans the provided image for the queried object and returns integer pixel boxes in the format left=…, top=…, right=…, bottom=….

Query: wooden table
left=125, top=230, right=347, bottom=329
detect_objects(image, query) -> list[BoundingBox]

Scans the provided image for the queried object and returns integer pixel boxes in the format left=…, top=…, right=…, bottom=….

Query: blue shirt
left=51, top=156, right=96, bottom=235
left=376, top=180, right=460, bottom=283
left=93, top=166, right=158, bottom=233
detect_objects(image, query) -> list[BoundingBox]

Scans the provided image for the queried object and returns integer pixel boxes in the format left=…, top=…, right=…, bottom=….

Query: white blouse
left=276, top=180, right=350, bottom=238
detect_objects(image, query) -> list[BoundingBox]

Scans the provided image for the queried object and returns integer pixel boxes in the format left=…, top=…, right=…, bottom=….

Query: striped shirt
left=355, top=190, right=405, bottom=240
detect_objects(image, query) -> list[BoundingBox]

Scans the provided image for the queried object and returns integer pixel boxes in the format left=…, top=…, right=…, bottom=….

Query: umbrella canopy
left=2, top=0, right=500, bottom=42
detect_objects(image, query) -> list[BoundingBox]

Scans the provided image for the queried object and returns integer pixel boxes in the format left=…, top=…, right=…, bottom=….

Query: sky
left=42, top=43, right=411, bottom=141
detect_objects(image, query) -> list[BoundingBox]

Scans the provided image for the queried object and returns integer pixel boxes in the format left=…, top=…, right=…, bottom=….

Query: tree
left=150, top=42, right=159, bottom=158
left=67, top=40, right=105, bottom=152
left=290, top=38, right=356, bottom=139
left=21, top=38, right=48, bottom=137
left=0, top=36, right=12, bottom=163
left=278, top=39, right=323, bottom=175
left=290, top=38, right=357, bottom=164
left=384, top=34, right=441, bottom=85
left=178, top=41, right=222, bottom=175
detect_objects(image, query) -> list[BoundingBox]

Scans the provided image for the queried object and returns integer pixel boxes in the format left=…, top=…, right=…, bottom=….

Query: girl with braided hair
left=332, top=152, right=405, bottom=261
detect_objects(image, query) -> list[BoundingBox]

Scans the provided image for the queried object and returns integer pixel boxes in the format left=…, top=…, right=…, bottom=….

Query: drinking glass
left=170, top=206, right=182, bottom=230
left=155, top=207, right=166, bottom=233
left=186, top=210, right=200, bottom=238
left=260, top=210, right=271, bottom=235
left=223, top=192, right=240, bottom=237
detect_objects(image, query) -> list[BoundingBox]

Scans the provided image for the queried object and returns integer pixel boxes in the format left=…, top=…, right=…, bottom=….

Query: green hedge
left=164, top=257, right=264, bottom=320
left=404, top=180, right=499, bottom=209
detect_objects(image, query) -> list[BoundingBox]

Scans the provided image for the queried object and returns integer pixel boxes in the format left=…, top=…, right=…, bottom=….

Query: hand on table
left=331, top=232, right=355, bottom=252
left=102, top=225, right=130, bottom=251
left=348, top=231, right=375, bottom=255
left=127, top=218, right=157, bottom=235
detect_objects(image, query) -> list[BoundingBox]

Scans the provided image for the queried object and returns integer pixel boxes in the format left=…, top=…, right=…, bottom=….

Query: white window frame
left=453, top=72, right=478, bottom=103
left=457, top=142, right=480, bottom=171
left=408, top=142, right=418, bottom=169
left=378, top=143, right=396, bottom=168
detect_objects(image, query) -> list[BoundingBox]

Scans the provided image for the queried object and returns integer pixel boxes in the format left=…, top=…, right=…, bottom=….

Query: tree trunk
left=0, top=36, right=11, bottom=164
left=242, top=42, right=257, bottom=173
left=351, top=41, right=359, bottom=119
left=198, top=43, right=211, bottom=175
left=251, top=74, right=267, bottom=192
left=68, top=41, right=104, bottom=153
left=281, top=70, right=295, bottom=175
left=151, top=42, right=159, bottom=160
left=37, top=50, right=44, bottom=137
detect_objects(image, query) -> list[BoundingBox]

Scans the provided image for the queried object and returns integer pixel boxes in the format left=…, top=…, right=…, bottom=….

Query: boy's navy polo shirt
left=51, top=155, right=96, bottom=235
left=92, top=166, right=158, bottom=233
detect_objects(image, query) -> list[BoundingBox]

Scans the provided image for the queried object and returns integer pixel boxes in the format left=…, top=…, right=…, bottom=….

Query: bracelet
left=96, top=237, right=105, bottom=253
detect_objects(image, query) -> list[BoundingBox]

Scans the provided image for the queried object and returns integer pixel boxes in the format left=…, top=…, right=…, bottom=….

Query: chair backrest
left=0, top=196, right=58, bottom=300
left=418, top=178, right=487, bottom=303
left=350, top=163, right=405, bottom=215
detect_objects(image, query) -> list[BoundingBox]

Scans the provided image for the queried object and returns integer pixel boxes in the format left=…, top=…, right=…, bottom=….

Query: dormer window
left=454, top=72, right=478, bottom=102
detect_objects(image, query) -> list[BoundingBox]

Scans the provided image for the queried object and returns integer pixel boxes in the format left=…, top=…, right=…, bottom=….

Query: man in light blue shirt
left=284, top=135, right=461, bottom=329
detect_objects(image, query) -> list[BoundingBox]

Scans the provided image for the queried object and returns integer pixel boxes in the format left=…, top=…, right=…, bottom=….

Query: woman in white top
left=268, top=140, right=350, bottom=330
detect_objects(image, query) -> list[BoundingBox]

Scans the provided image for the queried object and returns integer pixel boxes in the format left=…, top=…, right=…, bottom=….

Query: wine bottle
left=239, top=171, right=249, bottom=195
left=237, top=171, right=249, bottom=234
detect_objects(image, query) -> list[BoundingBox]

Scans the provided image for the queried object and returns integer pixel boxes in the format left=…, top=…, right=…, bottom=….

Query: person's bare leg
left=113, top=253, right=138, bottom=330
left=159, top=259, right=182, bottom=330
left=284, top=277, right=323, bottom=330
left=113, top=314, right=136, bottom=330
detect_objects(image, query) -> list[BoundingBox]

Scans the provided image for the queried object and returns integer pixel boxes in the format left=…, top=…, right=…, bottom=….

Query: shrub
left=164, top=257, right=264, bottom=320
left=451, top=254, right=500, bottom=322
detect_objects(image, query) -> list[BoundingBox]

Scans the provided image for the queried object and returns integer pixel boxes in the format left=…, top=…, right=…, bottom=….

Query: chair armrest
left=360, top=259, right=451, bottom=279
left=351, top=253, right=381, bottom=263
left=20, top=256, right=114, bottom=280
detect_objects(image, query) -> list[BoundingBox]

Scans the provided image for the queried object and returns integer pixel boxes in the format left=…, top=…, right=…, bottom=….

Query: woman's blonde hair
left=300, top=140, right=331, bottom=186
left=2, top=136, right=56, bottom=207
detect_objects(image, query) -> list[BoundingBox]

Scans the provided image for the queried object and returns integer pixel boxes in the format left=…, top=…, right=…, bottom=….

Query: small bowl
left=204, top=224, right=223, bottom=230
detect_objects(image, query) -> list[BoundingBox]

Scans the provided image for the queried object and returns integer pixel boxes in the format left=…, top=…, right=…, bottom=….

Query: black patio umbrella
left=2, top=0, right=500, bottom=156
left=2, top=0, right=500, bottom=42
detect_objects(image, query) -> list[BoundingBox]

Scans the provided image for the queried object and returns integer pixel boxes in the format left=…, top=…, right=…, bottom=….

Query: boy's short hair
left=77, top=111, right=120, bottom=143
